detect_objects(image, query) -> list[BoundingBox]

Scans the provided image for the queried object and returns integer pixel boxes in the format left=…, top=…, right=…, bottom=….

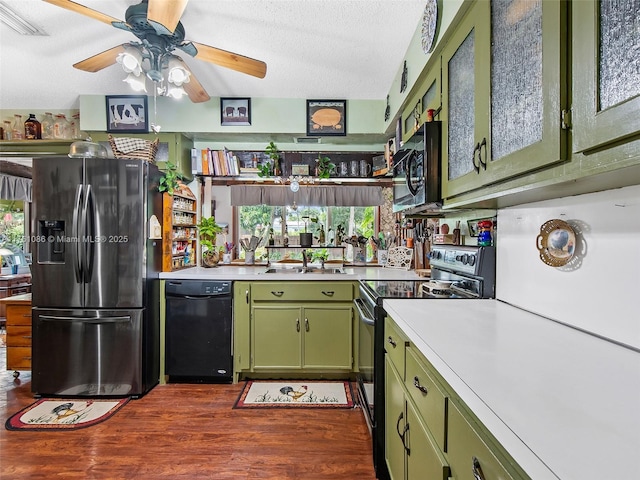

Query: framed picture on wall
left=221, top=97, right=251, bottom=126
left=105, top=95, right=148, bottom=133
left=306, top=99, right=346, bottom=136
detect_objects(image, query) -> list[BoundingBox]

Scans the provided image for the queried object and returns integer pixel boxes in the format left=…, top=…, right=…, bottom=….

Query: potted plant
left=258, top=141, right=281, bottom=178
left=315, top=154, right=335, bottom=179
left=197, top=216, right=223, bottom=267
left=158, top=161, right=185, bottom=196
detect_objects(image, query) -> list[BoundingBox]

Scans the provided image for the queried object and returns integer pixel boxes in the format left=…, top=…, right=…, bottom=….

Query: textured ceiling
left=0, top=0, right=426, bottom=110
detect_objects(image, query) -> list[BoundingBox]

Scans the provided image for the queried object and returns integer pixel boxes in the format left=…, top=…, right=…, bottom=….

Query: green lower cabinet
left=447, top=401, right=517, bottom=480
left=303, top=306, right=352, bottom=369
left=233, top=282, right=251, bottom=380
left=251, top=305, right=353, bottom=371
left=386, top=355, right=450, bottom=480
left=253, top=306, right=302, bottom=369
left=406, top=400, right=449, bottom=480
left=385, top=356, right=407, bottom=480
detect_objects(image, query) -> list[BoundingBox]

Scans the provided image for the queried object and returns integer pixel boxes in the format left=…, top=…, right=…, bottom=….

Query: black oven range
left=353, top=245, right=496, bottom=479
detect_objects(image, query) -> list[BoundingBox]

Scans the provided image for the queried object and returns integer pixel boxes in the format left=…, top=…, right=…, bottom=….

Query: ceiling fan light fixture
left=123, top=72, right=147, bottom=92
left=166, top=84, right=188, bottom=99
left=116, top=46, right=143, bottom=75
left=166, top=58, right=190, bottom=87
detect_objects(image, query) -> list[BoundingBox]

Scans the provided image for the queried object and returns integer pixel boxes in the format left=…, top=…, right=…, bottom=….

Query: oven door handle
left=354, top=298, right=375, bottom=326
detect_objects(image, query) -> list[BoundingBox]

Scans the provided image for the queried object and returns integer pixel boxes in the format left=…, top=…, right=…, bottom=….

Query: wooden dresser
left=0, top=274, right=32, bottom=320
left=0, top=293, right=32, bottom=376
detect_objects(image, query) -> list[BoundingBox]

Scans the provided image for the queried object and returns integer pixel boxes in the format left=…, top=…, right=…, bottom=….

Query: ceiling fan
left=43, top=0, right=267, bottom=103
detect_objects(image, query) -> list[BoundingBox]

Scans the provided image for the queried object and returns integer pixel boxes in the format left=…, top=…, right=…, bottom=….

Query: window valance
left=0, top=174, right=32, bottom=202
left=230, top=184, right=384, bottom=207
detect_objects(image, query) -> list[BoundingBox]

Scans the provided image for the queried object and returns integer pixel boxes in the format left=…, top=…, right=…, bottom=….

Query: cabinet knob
left=387, top=336, right=397, bottom=348
left=472, top=456, right=486, bottom=480
left=321, top=290, right=335, bottom=296
left=271, top=291, right=284, bottom=297
left=413, top=376, right=428, bottom=395
left=304, top=318, right=309, bottom=332
left=296, top=318, right=300, bottom=332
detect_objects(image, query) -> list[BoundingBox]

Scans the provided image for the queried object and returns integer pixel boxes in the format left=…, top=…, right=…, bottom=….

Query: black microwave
left=392, top=122, right=442, bottom=212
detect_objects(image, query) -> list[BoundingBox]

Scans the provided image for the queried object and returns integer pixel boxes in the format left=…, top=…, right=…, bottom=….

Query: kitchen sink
left=263, top=267, right=344, bottom=274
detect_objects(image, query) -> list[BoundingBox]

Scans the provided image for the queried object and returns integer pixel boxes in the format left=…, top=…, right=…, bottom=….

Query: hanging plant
left=158, top=161, right=185, bottom=195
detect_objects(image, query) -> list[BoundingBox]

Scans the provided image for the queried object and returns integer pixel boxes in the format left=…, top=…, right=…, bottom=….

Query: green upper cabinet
left=402, top=57, right=442, bottom=145
left=87, top=132, right=194, bottom=181
left=572, top=0, right=640, bottom=153
left=441, top=0, right=567, bottom=200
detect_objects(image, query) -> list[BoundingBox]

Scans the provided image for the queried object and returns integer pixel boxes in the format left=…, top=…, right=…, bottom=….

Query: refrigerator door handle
left=82, top=184, right=96, bottom=281
left=39, top=315, right=131, bottom=324
left=72, top=184, right=84, bottom=283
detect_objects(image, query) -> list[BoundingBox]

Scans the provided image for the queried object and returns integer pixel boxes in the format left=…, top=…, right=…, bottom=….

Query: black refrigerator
left=30, top=156, right=162, bottom=398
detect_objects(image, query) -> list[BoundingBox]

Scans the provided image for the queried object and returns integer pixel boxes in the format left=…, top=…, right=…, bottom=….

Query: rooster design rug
left=5, top=398, right=129, bottom=431
left=234, top=381, right=354, bottom=408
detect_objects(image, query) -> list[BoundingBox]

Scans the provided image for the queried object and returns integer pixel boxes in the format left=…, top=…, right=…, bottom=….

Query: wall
left=496, top=184, right=640, bottom=350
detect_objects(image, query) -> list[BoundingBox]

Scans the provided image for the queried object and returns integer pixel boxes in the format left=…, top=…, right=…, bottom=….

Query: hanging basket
left=108, top=134, right=159, bottom=162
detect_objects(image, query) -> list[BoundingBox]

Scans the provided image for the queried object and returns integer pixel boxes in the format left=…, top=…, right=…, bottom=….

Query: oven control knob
left=467, top=254, right=476, bottom=266
left=461, top=254, right=469, bottom=265
left=432, top=250, right=441, bottom=260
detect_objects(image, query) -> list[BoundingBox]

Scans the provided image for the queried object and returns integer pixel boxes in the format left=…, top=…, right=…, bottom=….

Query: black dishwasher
left=165, top=280, right=233, bottom=383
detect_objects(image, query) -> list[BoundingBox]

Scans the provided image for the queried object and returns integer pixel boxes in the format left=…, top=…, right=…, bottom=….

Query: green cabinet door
left=405, top=399, right=449, bottom=480
left=572, top=0, right=640, bottom=153
left=442, top=0, right=566, bottom=200
left=252, top=306, right=302, bottom=369
left=233, top=281, right=251, bottom=378
left=303, top=306, right=352, bottom=369
left=385, top=356, right=407, bottom=480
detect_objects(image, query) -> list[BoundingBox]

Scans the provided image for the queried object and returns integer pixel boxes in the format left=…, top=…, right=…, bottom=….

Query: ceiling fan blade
left=43, top=0, right=122, bottom=26
left=175, top=58, right=210, bottom=103
left=190, top=42, right=267, bottom=79
left=147, top=0, right=189, bottom=34
left=73, top=45, right=126, bottom=72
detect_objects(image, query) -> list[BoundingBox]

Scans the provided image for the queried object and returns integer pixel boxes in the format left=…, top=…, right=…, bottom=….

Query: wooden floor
left=0, top=347, right=376, bottom=479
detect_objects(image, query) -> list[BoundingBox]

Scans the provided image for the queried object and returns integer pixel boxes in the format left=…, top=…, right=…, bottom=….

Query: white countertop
left=383, top=299, right=640, bottom=480
left=160, top=265, right=424, bottom=281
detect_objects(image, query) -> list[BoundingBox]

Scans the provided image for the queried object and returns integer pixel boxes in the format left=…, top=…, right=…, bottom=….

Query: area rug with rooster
left=5, top=398, right=129, bottom=431
left=234, top=381, right=354, bottom=409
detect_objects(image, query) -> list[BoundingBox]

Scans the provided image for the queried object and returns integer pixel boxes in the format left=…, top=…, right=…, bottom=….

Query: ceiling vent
left=294, top=137, right=321, bottom=144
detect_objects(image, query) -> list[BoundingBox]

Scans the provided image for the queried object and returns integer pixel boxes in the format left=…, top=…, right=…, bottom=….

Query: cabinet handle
left=472, top=142, right=481, bottom=173
left=472, top=457, right=486, bottom=480
left=271, top=291, right=284, bottom=297
left=413, top=376, right=428, bottom=395
left=402, top=423, right=410, bottom=455
left=478, top=137, right=487, bottom=170
left=305, top=318, right=309, bottom=332
left=321, top=290, right=335, bottom=296
left=395, top=412, right=404, bottom=440
left=296, top=318, right=300, bottom=332
left=245, top=289, right=249, bottom=304
left=387, top=336, right=397, bottom=348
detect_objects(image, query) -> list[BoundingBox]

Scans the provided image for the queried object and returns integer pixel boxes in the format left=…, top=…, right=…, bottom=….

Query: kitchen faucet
left=301, top=249, right=308, bottom=272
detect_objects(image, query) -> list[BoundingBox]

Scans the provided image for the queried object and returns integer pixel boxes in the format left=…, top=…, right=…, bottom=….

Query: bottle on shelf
left=283, top=226, right=289, bottom=247
left=41, top=112, right=54, bottom=139
left=3, top=120, right=12, bottom=140
left=11, top=114, right=24, bottom=140
left=24, top=114, right=42, bottom=140
left=53, top=114, right=70, bottom=139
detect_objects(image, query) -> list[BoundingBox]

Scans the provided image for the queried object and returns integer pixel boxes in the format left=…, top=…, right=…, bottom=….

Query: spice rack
left=162, top=185, right=197, bottom=271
